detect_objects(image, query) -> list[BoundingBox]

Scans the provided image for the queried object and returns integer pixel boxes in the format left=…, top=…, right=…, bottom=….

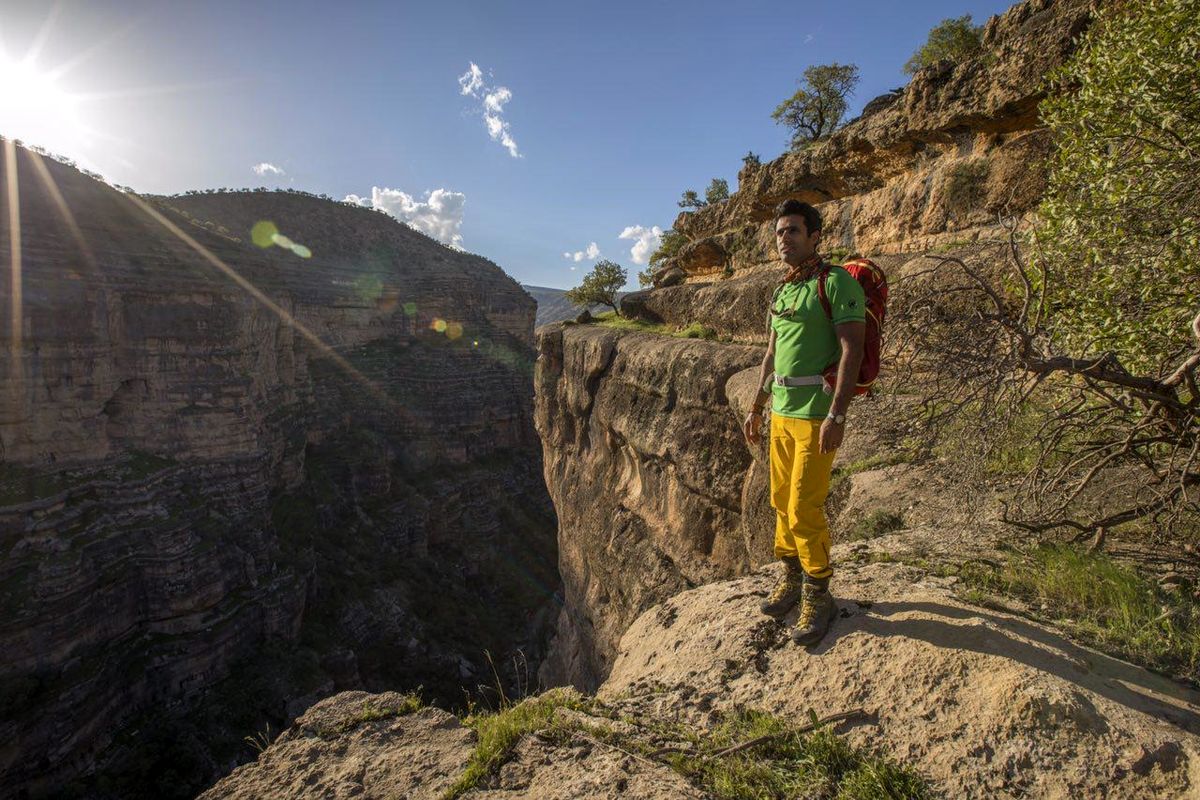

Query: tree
left=678, top=190, right=706, bottom=209
left=771, top=62, right=859, bottom=148
left=1035, top=0, right=1199, bottom=372
left=889, top=0, right=1200, bottom=535
left=565, top=260, right=627, bottom=317
left=649, top=229, right=686, bottom=266
left=903, top=15, right=983, bottom=76
left=742, top=151, right=761, bottom=168
left=705, top=178, right=730, bottom=205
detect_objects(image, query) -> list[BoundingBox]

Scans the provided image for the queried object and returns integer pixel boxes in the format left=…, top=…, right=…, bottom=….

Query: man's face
left=775, top=214, right=821, bottom=266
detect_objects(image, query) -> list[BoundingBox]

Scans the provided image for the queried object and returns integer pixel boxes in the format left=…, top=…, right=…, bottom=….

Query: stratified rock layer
left=0, top=148, right=556, bottom=796
left=658, top=0, right=1097, bottom=283
left=534, top=324, right=764, bottom=689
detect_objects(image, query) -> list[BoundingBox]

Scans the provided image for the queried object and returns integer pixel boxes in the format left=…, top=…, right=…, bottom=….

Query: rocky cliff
left=0, top=148, right=557, bottom=798
left=653, top=0, right=1095, bottom=287
left=538, top=0, right=1103, bottom=689
left=197, top=542, right=1200, bottom=798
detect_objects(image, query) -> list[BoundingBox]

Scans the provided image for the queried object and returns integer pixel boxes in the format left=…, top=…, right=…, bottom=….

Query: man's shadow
left=801, top=596, right=1200, bottom=735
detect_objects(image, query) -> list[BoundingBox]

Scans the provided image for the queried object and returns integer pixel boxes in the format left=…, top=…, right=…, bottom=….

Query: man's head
left=774, top=199, right=822, bottom=266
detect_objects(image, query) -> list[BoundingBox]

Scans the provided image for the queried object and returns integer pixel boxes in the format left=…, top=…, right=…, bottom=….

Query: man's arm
left=743, top=328, right=776, bottom=445
left=820, top=320, right=865, bottom=453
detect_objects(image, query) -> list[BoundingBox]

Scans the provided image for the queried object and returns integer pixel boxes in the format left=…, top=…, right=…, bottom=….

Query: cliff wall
left=541, top=0, right=1102, bottom=689
left=656, top=0, right=1096, bottom=284
left=0, top=149, right=557, bottom=797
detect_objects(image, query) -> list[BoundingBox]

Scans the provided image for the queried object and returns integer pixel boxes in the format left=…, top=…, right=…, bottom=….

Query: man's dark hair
left=774, top=199, right=822, bottom=234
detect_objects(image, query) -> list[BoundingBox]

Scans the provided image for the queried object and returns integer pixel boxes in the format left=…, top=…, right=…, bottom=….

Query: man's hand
left=819, top=417, right=844, bottom=453
left=743, top=411, right=764, bottom=446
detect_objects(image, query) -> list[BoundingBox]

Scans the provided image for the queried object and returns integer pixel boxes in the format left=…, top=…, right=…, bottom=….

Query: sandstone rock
left=663, top=0, right=1097, bottom=278
left=602, top=556, right=1200, bottom=799
left=0, top=147, right=557, bottom=797
left=535, top=325, right=763, bottom=690
left=199, top=698, right=474, bottom=800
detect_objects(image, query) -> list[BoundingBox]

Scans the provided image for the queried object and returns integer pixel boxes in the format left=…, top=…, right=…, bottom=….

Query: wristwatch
left=826, top=412, right=846, bottom=425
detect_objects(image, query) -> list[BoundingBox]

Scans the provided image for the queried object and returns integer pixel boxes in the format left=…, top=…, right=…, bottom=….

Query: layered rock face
left=659, top=0, right=1096, bottom=283
left=539, top=0, right=1102, bottom=690
left=534, top=326, right=765, bottom=688
left=0, top=148, right=557, bottom=797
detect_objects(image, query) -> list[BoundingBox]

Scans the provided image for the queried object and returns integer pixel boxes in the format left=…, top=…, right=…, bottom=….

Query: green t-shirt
left=770, top=266, right=866, bottom=419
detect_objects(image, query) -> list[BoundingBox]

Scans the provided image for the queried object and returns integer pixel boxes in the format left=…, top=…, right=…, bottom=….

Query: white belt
left=773, top=374, right=825, bottom=387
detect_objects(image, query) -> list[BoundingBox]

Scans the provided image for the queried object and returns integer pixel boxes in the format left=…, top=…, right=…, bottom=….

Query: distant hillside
left=522, top=284, right=627, bottom=327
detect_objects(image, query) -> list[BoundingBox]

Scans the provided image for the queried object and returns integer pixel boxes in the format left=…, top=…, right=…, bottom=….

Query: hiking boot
left=760, top=557, right=805, bottom=617
left=791, top=579, right=837, bottom=647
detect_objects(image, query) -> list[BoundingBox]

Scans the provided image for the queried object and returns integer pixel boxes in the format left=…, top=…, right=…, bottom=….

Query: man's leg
left=782, top=418, right=837, bottom=645
left=762, top=414, right=805, bottom=616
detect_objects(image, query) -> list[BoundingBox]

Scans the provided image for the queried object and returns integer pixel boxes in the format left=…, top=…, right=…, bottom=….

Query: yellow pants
left=769, top=415, right=836, bottom=579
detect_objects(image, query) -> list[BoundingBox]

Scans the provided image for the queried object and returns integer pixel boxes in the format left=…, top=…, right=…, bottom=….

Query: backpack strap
left=815, top=266, right=833, bottom=321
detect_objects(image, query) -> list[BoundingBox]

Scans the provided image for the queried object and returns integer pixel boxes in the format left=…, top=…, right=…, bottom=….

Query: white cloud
left=803, top=33, right=814, bottom=44
left=458, top=63, right=521, bottom=158
left=458, top=62, right=484, bottom=96
left=483, top=87, right=511, bottom=113
left=343, top=186, right=466, bottom=248
left=562, top=241, right=601, bottom=262
left=619, top=225, right=663, bottom=265
left=252, top=162, right=285, bottom=176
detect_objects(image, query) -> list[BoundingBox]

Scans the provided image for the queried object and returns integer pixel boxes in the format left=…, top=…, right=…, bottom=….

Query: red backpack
left=817, top=258, right=888, bottom=395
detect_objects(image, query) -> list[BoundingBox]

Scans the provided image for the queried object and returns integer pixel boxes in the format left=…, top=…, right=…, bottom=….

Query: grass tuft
left=959, top=544, right=1200, bottom=679
left=444, top=687, right=591, bottom=798
left=666, top=709, right=931, bottom=799
left=848, top=511, right=906, bottom=541
left=591, top=311, right=719, bottom=340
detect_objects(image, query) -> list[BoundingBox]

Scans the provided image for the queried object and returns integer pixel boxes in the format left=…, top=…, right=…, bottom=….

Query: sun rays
left=3, top=140, right=22, bottom=377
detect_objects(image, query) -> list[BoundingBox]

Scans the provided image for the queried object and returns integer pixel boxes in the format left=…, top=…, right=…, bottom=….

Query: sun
left=0, top=53, right=87, bottom=154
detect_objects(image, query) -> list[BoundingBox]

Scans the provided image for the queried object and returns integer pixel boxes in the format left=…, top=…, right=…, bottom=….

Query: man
left=743, top=199, right=865, bottom=647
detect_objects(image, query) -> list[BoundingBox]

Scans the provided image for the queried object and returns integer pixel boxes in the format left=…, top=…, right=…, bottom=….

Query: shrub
left=903, top=15, right=984, bottom=76
left=705, top=178, right=730, bottom=204
left=1034, top=0, right=1200, bottom=370
left=648, top=229, right=686, bottom=266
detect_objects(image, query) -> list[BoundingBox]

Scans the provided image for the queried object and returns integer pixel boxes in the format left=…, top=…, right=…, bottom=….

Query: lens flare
left=432, top=318, right=447, bottom=333
left=251, top=220, right=313, bottom=258
left=251, top=220, right=277, bottom=248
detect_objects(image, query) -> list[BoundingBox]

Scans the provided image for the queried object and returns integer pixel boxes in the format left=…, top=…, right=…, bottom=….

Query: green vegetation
left=772, top=63, right=860, bottom=148
left=903, top=15, right=983, bottom=76
left=1035, top=0, right=1200, bottom=370
left=848, top=511, right=906, bottom=541
left=742, top=151, right=761, bottom=169
left=591, top=312, right=719, bottom=341
left=678, top=322, right=718, bottom=340
left=663, top=708, right=931, bottom=799
left=565, top=259, right=627, bottom=317
left=445, top=688, right=593, bottom=798
left=958, top=544, right=1200, bottom=679
left=706, top=177, right=731, bottom=205
left=679, top=189, right=706, bottom=209
left=445, top=691, right=930, bottom=800
left=647, top=229, right=687, bottom=276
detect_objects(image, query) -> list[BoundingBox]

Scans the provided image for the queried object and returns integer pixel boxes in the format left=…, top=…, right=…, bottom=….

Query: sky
left=0, top=0, right=1016, bottom=290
